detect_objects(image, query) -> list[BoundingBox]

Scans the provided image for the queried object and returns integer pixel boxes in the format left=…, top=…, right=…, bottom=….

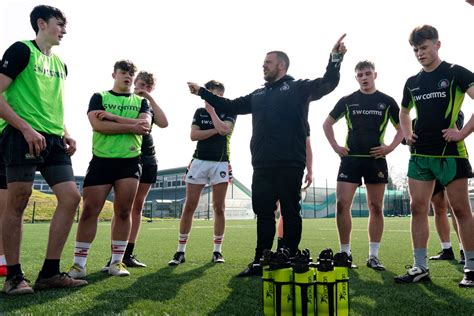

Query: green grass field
left=1, top=218, right=473, bottom=315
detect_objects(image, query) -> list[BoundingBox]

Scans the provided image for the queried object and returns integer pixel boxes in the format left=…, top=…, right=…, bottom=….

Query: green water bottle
left=273, top=266, right=293, bottom=316
left=262, top=267, right=275, bottom=316
left=261, top=249, right=275, bottom=316
left=294, top=265, right=316, bottom=316
left=333, top=252, right=350, bottom=316
left=316, top=249, right=336, bottom=316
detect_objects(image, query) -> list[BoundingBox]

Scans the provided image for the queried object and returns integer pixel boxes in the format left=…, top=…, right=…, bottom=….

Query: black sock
left=40, top=259, right=60, bottom=279
left=124, top=243, right=135, bottom=258
left=277, top=238, right=284, bottom=250
left=6, top=264, right=22, bottom=281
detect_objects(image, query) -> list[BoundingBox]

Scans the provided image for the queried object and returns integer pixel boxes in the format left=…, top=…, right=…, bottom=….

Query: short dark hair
left=409, top=25, right=439, bottom=46
left=354, top=60, right=375, bottom=72
left=113, top=60, right=137, bottom=76
left=30, top=5, right=67, bottom=34
left=135, top=71, right=156, bottom=86
left=267, top=51, right=290, bottom=71
left=205, top=80, right=225, bottom=93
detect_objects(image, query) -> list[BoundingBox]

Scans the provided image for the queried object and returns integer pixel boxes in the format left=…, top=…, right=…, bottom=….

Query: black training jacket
left=198, top=55, right=341, bottom=169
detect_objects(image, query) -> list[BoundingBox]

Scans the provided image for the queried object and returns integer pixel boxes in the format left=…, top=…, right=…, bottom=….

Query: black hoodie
left=198, top=55, right=341, bottom=169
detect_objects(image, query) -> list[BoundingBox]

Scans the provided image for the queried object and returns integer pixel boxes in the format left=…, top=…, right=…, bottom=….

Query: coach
left=187, top=34, right=346, bottom=277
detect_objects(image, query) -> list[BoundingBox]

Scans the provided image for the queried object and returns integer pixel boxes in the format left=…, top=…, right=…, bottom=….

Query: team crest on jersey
left=378, top=172, right=384, bottom=178
left=220, top=171, right=227, bottom=178
left=130, top=145, right=137, bottom=152
left=280, top=82, right=290, bottom=91
left=2, top=60, right=8, bottom=68
left=438, top=79, right=449, bottom=89
left=377, top=103, right=386, bottom=110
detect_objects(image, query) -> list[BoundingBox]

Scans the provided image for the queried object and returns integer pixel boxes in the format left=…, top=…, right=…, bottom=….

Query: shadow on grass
left=0, top=272, right=87, bottom=313
left=349, top=268, right=474, bottom=315
left=208, top=275, right=262, bottom=316
left=72, top=263, right=214, bottom=315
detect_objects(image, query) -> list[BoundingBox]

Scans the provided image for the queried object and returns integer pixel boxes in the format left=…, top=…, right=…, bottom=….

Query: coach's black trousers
left=251, top=167, right=304, bottom=260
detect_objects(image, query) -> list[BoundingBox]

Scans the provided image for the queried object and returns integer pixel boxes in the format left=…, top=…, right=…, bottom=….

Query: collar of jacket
left=264, top=74, right=294, bottom=88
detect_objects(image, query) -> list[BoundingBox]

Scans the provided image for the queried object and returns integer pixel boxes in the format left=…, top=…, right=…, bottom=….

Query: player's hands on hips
left=442, top=128, right=463, bottom=142
left=63, top=134, right=77, bottom=156
left=187, top=82, right=201, bottom=95
left=370, top=143, right=391, bottom=159
left=333, top=145, right=349, bottom=157
left=404, top=133, right=417, bottom=146
left=22, top=127, right=46, bottom=156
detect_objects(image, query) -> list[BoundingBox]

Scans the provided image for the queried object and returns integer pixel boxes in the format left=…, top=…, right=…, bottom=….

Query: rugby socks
left=369, top=242, right=380, bottom=258
left=124, top=243, right=135, bottom=259
left=464, top=250, right=474, bottom=271
left=40, top=259, right=60, bottom=279
left=414, top=248, right=428, bottom=270
left=111, top=240, right=128, bottom=263
left=73, top=242, right=91, bottom=268
left=213, top=235, right=224, bottom=253
left=0, top=254, right=6, bottom=265
left=177, top=233, right=189, bottom=253
left=340, top=244, right=351, bottom=256
left=6, top=264, right=22, bottom=281
left=441, top=242, right=452, bottom=249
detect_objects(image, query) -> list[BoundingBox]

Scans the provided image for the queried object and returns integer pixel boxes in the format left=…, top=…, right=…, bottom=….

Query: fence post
left=313, top=178, right=316, bottom=218
left=32, top=201, right=36, bottom=223
left=326, top=179, right=329, bottom=218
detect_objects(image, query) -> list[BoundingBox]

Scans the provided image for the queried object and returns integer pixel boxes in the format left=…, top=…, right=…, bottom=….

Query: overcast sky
left=1, top=0, right=473, bottom=188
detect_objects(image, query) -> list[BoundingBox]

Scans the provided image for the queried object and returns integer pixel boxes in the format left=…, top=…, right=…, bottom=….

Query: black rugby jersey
left=401, top=61, right=474, bottom=158
left=329, top=90, right=400, bottom=156
left=191, top=108, right=236, bottom=162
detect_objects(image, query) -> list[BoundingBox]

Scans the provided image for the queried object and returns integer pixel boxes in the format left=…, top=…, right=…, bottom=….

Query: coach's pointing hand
left=187, top=82, right=201, bottom=95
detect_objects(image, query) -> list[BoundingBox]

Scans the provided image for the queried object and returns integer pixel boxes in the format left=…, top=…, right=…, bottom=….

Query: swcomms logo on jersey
left=103, top=103, right=141, bottom=111
left=438, top=79, right=449, bottom=89
left=199, top=119, right=214, bottom=126
left=33, top=64, right=66, bottom=79
left=413, top=91, right=447, bottom=102
left=280, top=82, right=290, bottom=91
left=352, top=109, right=383, bottom=116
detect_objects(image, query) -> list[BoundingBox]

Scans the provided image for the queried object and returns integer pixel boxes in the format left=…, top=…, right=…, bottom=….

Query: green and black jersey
left=0, top=40, right=67, bottom=136
left=191, top=108, right=236, bottom=162
left=329, top=90, right=400, bottom=156
left=401, top=61, right=474, bottom=158
left=88, top=90, right=150, bottom=158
